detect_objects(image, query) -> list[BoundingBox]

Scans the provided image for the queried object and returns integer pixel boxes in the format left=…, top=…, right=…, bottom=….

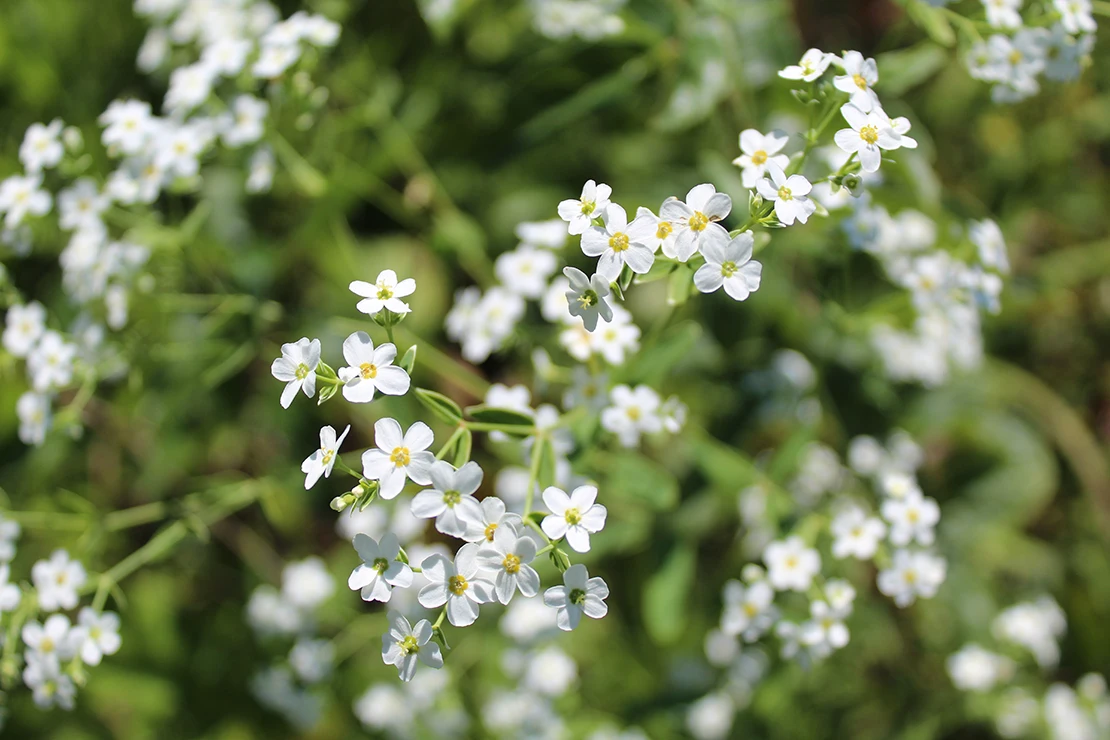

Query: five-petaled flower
left=361, top=418, right=436, bottom=499
left=544, top=563, right=609, bottom=632
left=350, top=269, right=416, bottom=316
left=337, top=331, right=410, bottom=403
left=381, top=610, right=442, bottom=682
left=270, top=337, right=321, bottom=409
left=541, top=485, right=607, bottom=553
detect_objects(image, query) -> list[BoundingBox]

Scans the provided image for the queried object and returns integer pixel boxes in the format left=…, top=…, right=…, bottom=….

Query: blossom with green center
left=563, top=266, right=613, bottom=332
left=581, top=204, right=655, bottom=280
left=349, top=269, right=416, bottom=316
left=270, top=337, right=321, bottom=409
left=756, top=164, right=816, bottom=226
left=301, top=424, right=350, bottom=490
left=418, top=544, right=494, bottom=627
left=544, top=564, right=609, bottom=632
left=410, top=460, right=485, bottom=538
left=693, top=228, right=763, bottom=301
left=557, top=179, right=612, bottom=235
left=349, top=532, right=412, bottom=603
left=541, top=484, right=607, bottom=553
left=381, top=610, right=442, bottom=682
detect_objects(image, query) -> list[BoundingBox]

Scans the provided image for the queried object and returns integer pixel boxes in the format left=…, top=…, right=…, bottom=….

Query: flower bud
left=330, top=495, right=350, bottom=512
left=748, top=190, right=764, bottom=216
left=741, top=564, right=766, bottom=583
left=842, top=173, right=864, bottom=197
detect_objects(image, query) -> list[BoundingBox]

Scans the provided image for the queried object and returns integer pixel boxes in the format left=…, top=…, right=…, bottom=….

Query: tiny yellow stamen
left=859, top=125, right=879, bottom=144
left=359, top=362, right=378, bottom=379
left=502, top=553, right=521, bottom=574
left=390, top=447, right=410, bottom=467
left=564, top=507, right=582, bottom=526
left=751, top=150, right=768, bottom=165
left=656, top=221, right=674, bottom=240
left=609, top=232, right=630, bottom=252
left=688, top=211, right=709, bottom=232
left=448, top=574, right=469, bottom=595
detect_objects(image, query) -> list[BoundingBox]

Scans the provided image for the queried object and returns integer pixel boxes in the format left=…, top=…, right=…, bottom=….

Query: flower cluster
left=529, top=0, right=627, bottom=41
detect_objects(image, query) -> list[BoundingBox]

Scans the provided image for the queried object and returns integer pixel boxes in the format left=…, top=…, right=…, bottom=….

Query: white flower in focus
left=779, top=48, right=834, bottom=82
left=411, top=461, right=485, bottom=538
left=3, top=302, right=46, bottom=357
left=20, top=120, right=65, bottom=173
left=733, top=130, right=790, bottom=189
left=881, top=490, right=940, bottom=546
left=541, top=485, right=607, bottom=553
left=756, top=165, right=816, bottom=226
left=658, top=183, right=733, bottom=261
left=834, top=103, right=899, bottom=173
left=833, top=51, right=880, bottom=112
left=74, top=608, right=122, bottom=666
left=495, top=245, right=558, bottom=299
left=544, top=563, right=608, bottom=631
left=721, top=579, right=776, bottom=641
left=418, top=543, right=495, bottom=627
left=348, top=532, right=413, bottom=603
left=877, top=549, right=946, bottom=607
left=601, top=384, right=662, bottom=447
left=557, top=179, right=612, bottom=236
left=563, top=266, right=613, bottom=332
left=337, top=331, right=410, bottom=403
left=350, top=269, right=416, bottom=316
left=382, top=610, right=443, bottom=682
left=361, top=418, right=436, bottom=499
left=477, top=524, right=540, bottom=604
left=624, top=206, right=678, bottom=257
left=302, top=424, right=351, bottom=489
left=693, top=228, right=763, bottom=301
left=270, top=337, right=321, bottom=408
left=831, top=506, right=886, bottom=559
left=32, top=549, right=86, bottom=611
left=463, top=496, right=523, bottom=544
left=763, top=536, right=821, bottom=592
left=581, top=204, right=655, bottom=281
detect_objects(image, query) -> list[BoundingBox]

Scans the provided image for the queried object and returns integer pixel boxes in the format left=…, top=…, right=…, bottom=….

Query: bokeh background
left=1, top=0, right=1108, bottom=737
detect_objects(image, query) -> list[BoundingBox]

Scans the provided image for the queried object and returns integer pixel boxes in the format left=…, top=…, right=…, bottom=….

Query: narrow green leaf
left=465, top=405, right=535, bottom=428
left=414, top=387, right=464, bottom=424
left=643, top=543, right=695, bottom=645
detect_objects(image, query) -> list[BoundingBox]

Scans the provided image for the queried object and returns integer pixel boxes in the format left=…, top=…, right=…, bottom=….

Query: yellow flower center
left=1009, top=50, right=1023, bottom=64
left=295, top=363, right=310, bottom=380
left=751, top=150, right=768, bottom=165
left=743, top=603, right=759, bottom=618
left=656, top=221, right=673, bottom=240
left=359, top=362, right=378, bottom=379
left=721, top=261, right=738, bottom=278
left=578, top=290, right=598, bottom=309
left=321, top=449, right=334, bottom=465
left=399, top=635, right=420, bottom=654
left=564, top=507, right=582, bottom=526
left=376, top=285, right=393, bottom=300
left=688, top=211, right=709, bottom=232
left=785, top=555, right=799, bottom=569
left=502, top=553, right=521, bottom=574
left=626, top=406, right=641, bottom=421
left=907, top=509, right=920, bottom=523
left=778, top=186, right=793, bottom=201
left=853, top=73, right=868, bottom=90
left=390, top=447, right=410, bottom=467
left=860, top=125, right=879, bottom=144
left=904, top=570, right=918, bottom=584
left=40, top=637, right=55, bottom=653
left=580, top=200, right=596, bottom=216
left=609, top=232, right=629, bottom=252
left=448, top=574, right=469, bottom=596
left=484, top=523, right=498, bottom=542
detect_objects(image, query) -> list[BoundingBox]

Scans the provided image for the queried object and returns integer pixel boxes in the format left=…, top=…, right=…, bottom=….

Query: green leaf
left=643, top=542, right=696, bottom=645
left=536, top=437, right=557, bottom=490
left=399, top=344, right=417, bottom=374
left=317, top=381, right=339, bottom=405
left=621, top=321, right=701, bottom=386
left=414, top=387, right=464, bottom=424
left=465, top=405, right=535, bottom=429
left=634, top=257, right=678, bottom=285
left=666, top=263, right=694, bottom=306
left=605, top=452, right=680, bottom=511
left=453, top=428, right=473, bottom=467
left=904, top=1, right=956, bottom=47
left=618, top=263, right=634, bottom=292
left=876, top=42, right=949, bottom=96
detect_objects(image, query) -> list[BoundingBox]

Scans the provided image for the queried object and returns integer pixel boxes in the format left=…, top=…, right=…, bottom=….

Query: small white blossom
left=4, top=302, right=46, bottom=357
left=31, top=549, right=86, bottom=611
left=563, top=266, right=613, bottom=332
left=541, top=485, right=607, bottom=553
left=337, top=331, right=411, bottom=403
left=411, top=461, right=485, bottom=538
left=658, top=183, right=732, bottom=261
left=581, top=204, right=655, bottom=281
left=833, top=51, right=880, bottom=112
left=881, top=490, right=940, bottom=546
left=495, top=245, right=558, bottom=299
left=302, top=425, right=351, bottom=489
left=20, top=120, right=65, bottom=173
left=74, top=608, right=122, bottom=666
left=733, top=130, right=790, bottom=188
left=418, top=543, right=495, bottom=627
left=477, top=524, right=540, bottom=604
left=763, top=536, right=821, bottom=592
left=877, top=549, right=946, bottom=607
left=601, top=384, right=662, bottom=447
left=779, top=48, right=834, bottom=82
left=350, top=269, right=416, bottom=316
left=0, top=174, right=52, bottom=228
left=831, top=506, right=886, bottom=559
left=348, top=533, right=413, bottom=603
left=721, top=579, right=776, bottom=641
left=557, top=179, right=612, bottom=236
left=270, top=337, right=321, bottom=408
left=834, top=103, right=899, bottom=173
left=692, top=228, right=763, bottom=301
left=381, top=610, right=443, bottom=681
left=361, top=418, right=436, bottom=499
left=756, top=165, right=816, bottom=226
left=544, top=563, right=609, bottom=631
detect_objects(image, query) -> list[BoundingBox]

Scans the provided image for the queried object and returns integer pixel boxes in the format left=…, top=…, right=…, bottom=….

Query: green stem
left=334, top=457, right=364, bottom=481
left=435, top=427, right=466, bottom=460
left=463, top=421, right=539, bottom=435
left=523, top=433, right=546, bottom=516
left=432, top=607, right=447, bottom=630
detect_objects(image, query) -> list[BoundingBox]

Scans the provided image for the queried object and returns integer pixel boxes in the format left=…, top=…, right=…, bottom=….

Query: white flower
left=350, top=269, right=416, bottom=315
left=733, top=130, right=790, bottom=188
left=660, top=395, right=687, bottom=433
left=581, top=204, right=655, bottom=281
left=348, top=532, right=413, bottom=602
left=27, top=330, right=76, bottom=392
left=825, top=578, right=856, bottom=613
left=992, top=596, right=1067, bottom=667
left=763, top=536, right=821, bottom=592
left=302, top=425, right=351, bottom=489
left=164, top=62, right=216, bottom=113
left=281, top=556, right=335, bottom=611
left=495, top=245, right=558, bottom=299
left=721, top=579, right=776, bottom=641
left=477, top=524, right=541, bottom=604
left=290, top=638, right=335, bottom=684
left=99, top=99, right=153, bottom=155
left=74, top=608, right=122, bottom=666
left=202, top=37, right=253, bottom=76
left=247, top=146, right=275, bottom=194
left=361, top=418, right=436, bottom=499
left=381, top=610, right=443, bottom=681
left=0, top=174, right=52, bottom=228
left=463, top=496, right=523, bottom=543
left=622, top=206, right=678, bottom=257
left=222, top=95, right=269, bottom=148
left=831, top=506, right=886, bottom=559
left=686, top=691, right=734, bottom=740
left=0, top=518, right=20, bottom=562
left=418, top=543, right=495, bottom=627
left=516, top=218, right=568, bottom=249
left=544, top=563, right=608, bottom=632
left=779, top=48, right=834, bottom=82
left=881, top=490, right=940, bottom=546
left=31, top=549, right=86, bottom=611
left=270, top=337, right=321, bottom=408
left=969, top=219, right=1010, bottom=274
left=658, top=183, right=733, bottom=261
left=693, top=228, right=763, bottom=301
left=877, top=549, right=946, bottom=607
left=411, top=461, right=485, bottom=538
left=879, top=470, right=923, bottom=499
left=0, top=564, right=20, bottom=613
left=756, top=165, right=816, bottom=226
left=541, top=485, right=606, bottom=552
left=564, top=366, right=609, bottom=412
left=833, top=51, right=880, bottom=112
left=1054, top=0, right=1097, bottom=34
left=557, top=179, right=612, bottom=236
left=23, top=613, right=82, bottom=662
left=563, top=266, right=613, bottom=332
left=154, top=122, right=212, bottom=179
left=337, top=331, right=410, bottom=403
left=20, top=120, right=65, bottom=173
left=601, top=384, right=662, bottom=447
left=801, top=600, right=850, bottom=656
left=834, top=103, right=899, bottom=173
left=17, top=391, right=51, bottom=446
left=22, top=651, right=76, bottom=710
left=947, top=644, right=1013, bottom=692
left=983, top=0, right=1023, bottom=30
left=58, top=178, right=110, bottom=232
left=3, top=301, right=46, bottom=357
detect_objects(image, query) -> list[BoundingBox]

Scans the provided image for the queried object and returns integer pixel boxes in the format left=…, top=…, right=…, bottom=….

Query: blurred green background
left=0, top=0, right=1108, bottom=737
